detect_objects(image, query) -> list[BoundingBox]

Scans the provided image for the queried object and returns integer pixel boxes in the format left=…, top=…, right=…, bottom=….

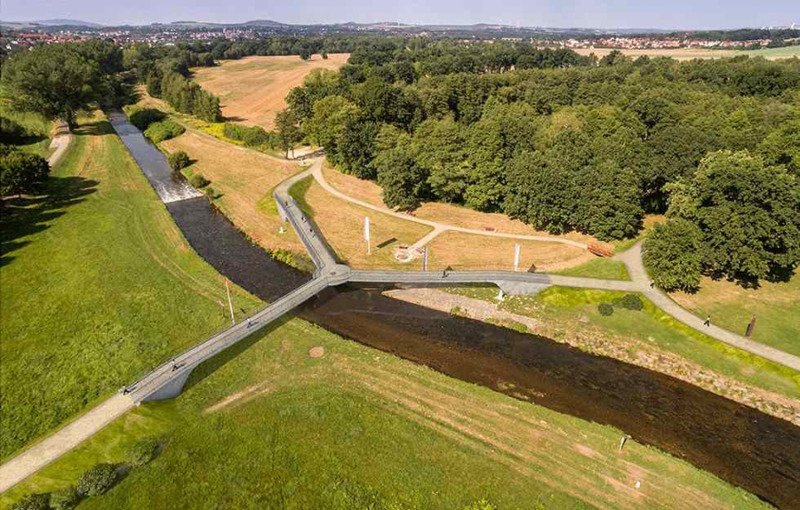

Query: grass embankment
left=0, top=113, right=261, bottom=460
left=554, top=257, right=630, bottom=280
left=3, top=319, right=769, bottom=510
left=159, top=129, right=313, bottom=272
left=192, top=53, right=349, bottom=130
left=0, top=108, right=53, bottom=158
left=670, top=275, right=800, bottom=357
left=446, top=286, right=800, bottom=403
left=290, top=176, right=433, bottom=269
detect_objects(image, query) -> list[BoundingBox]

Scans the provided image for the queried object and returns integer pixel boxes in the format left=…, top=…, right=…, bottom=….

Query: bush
left=125, top=107, right=166, bottom=131
left=77, top=463, right=117, bottom=497
left=50, top=487, right=80, bottom=510
left=11, top=493, right=50, bottom=510
left=614, top=294, right=644, bottom=311
left=167, top=150, right=190, bottom=171
left=0, top=149, right=50, bottom=196
left=598, top=303, right=614, bottom=316
left=128, top=437, right=160, bottom=467
left=190, top=174, right=210, bottom=188
left=143, top=119, right=185, bottom=144
left=204, top=186, right=217, bottom=198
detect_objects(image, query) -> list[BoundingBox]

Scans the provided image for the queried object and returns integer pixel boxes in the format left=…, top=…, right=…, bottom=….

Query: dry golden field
left=571, top=45, right=800, bottom=61
left=192, top=54, right=349, bottom=129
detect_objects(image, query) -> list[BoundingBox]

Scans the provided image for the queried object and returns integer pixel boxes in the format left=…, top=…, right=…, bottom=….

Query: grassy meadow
left=2, top=317, right=770, bottom=510
left=0, top=113, right=261, bottom=459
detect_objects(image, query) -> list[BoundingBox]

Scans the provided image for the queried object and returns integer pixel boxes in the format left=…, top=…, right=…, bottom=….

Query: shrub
left=11, top=493, right=50, bottom=510
left=77, top=463, right=117, bottom=496
left=204, top=186, right=216, bottom=198
left=190, top=174, right=210, bottom=188
left=0, top=149, right=50, bottom=196
left=125, top=107, right=166, bottom=131
left=598, top=303, right=614, bottom=316
left=128, top=437, right=160, bottom=467
left=143, top=119, right=185, bottom=144
left=50, top=487, right=80, bottom=510
left=167, top=150, right=190, bottom=171
left=614, top=294, right=644, bottom=311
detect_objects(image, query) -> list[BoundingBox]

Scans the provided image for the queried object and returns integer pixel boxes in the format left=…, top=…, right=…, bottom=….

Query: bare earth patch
left=309, top=346, right=325, bottom=358
left=193, top=54, right=349, bottom=130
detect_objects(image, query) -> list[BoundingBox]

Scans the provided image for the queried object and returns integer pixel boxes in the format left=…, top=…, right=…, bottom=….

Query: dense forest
left=286, top=42, right=800, bottom=287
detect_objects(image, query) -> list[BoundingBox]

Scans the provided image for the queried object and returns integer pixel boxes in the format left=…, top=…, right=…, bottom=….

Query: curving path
left=4, top=127, right=799, bottom=497
left=310, top=162, right=589, bottom=250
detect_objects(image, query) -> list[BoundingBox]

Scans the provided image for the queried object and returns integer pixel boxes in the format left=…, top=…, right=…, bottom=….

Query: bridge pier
left=496, top=280, right=551, bottom=296
left=140, top=366, right=195, bottom=402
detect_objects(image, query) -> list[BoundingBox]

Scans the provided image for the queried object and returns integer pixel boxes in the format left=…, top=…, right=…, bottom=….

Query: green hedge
left=143, top=119, right=185, bottom=144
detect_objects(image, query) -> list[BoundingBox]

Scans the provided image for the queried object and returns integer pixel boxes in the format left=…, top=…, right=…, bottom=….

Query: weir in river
left=110, top=113, right=800, bottom=509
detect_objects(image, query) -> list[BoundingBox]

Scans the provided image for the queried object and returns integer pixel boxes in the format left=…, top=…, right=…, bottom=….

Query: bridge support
left=140, top=366, right=194, bottom=402
left=496, top=280, right=551, bottom=296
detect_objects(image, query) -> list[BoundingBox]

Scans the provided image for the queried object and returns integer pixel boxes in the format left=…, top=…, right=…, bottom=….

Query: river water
left=112, top=115, right=800, bottom=508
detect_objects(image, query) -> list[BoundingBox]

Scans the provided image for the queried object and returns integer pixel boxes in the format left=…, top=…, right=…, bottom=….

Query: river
left=112, top=114, right=800, bottom=509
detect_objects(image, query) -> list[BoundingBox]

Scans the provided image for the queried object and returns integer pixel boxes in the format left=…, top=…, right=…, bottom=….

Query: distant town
left=2, top=20, right=799, bottom=55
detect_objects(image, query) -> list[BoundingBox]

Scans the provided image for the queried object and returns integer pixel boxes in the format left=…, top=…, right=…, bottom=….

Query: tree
left=413, top=117, right=469, bottom=203
left=274, top=109, right=302, bottom=158
left=574, top=159, right=643, bottom=240
left=0, top=150, right=50, bottom=197
left=758, top=119, right=800, bottom=176
left=305, top=95, right=359, bottom=160
left=1, top=44, right=104, bottom=127
left=77, top=463, right=117, bottom=496
left=321, top=50, right=328, bottom=60
left=299, top=49, right=312, bottom=61
left=667, top=150, right=800, bottom=280
left=642, top=219, right=704, bottom=291
left=374, top=135, right=428, bottom=210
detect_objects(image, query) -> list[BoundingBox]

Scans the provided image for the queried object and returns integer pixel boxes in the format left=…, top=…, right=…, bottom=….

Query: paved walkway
left=47, top=123, right=71, bottom=167
left=311, top=162, right=589, bottom=250
left=0, top=395, right=133, bottom=493
left=5, top=129, right=800, bottom=497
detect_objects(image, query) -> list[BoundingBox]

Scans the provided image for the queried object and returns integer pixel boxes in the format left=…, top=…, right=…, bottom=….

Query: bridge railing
left=126, top=277, right=329, bottom=400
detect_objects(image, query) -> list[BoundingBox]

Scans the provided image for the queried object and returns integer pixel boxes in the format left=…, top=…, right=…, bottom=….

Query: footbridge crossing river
left=108, top=109, right=798, bottom=402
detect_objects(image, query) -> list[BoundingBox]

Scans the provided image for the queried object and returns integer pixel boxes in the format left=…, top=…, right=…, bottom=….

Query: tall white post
left=225, top=279, right=235, bottom=325
left=364, top=217, right=371, bottom=255
left=514, top=243, right=521, bottom=272
left=423, top=247, right=428, bottom=271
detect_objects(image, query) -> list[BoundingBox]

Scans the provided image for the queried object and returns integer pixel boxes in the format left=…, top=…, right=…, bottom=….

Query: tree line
left=287, top=49, right=800, bottom=286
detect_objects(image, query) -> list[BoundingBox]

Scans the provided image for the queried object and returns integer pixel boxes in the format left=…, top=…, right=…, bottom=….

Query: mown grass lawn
left=0, top=114, right=261, bottom=460
left=2, top=318, right=769, bottom=510
left=553, top=257, right=630, bottom=280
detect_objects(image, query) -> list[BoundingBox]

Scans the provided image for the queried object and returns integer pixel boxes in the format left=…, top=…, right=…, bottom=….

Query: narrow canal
left=112, top=114, right=800, bottom=509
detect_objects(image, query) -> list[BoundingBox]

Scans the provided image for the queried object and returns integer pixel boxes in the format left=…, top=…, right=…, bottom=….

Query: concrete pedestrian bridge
left=123, top=164, right=800, bottom=403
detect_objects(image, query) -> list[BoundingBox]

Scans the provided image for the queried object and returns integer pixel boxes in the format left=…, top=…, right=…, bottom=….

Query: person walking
left=171, top=358, right=178, bottom=371
left=704, top=315, right=711, bottom=327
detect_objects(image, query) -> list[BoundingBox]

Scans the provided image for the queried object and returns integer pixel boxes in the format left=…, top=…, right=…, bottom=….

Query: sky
left=2, top=0, right=799, bottom=30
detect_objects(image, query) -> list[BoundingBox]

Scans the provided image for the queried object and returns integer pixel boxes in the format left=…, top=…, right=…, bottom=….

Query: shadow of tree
left=0, top=176, right=99, bottom=268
